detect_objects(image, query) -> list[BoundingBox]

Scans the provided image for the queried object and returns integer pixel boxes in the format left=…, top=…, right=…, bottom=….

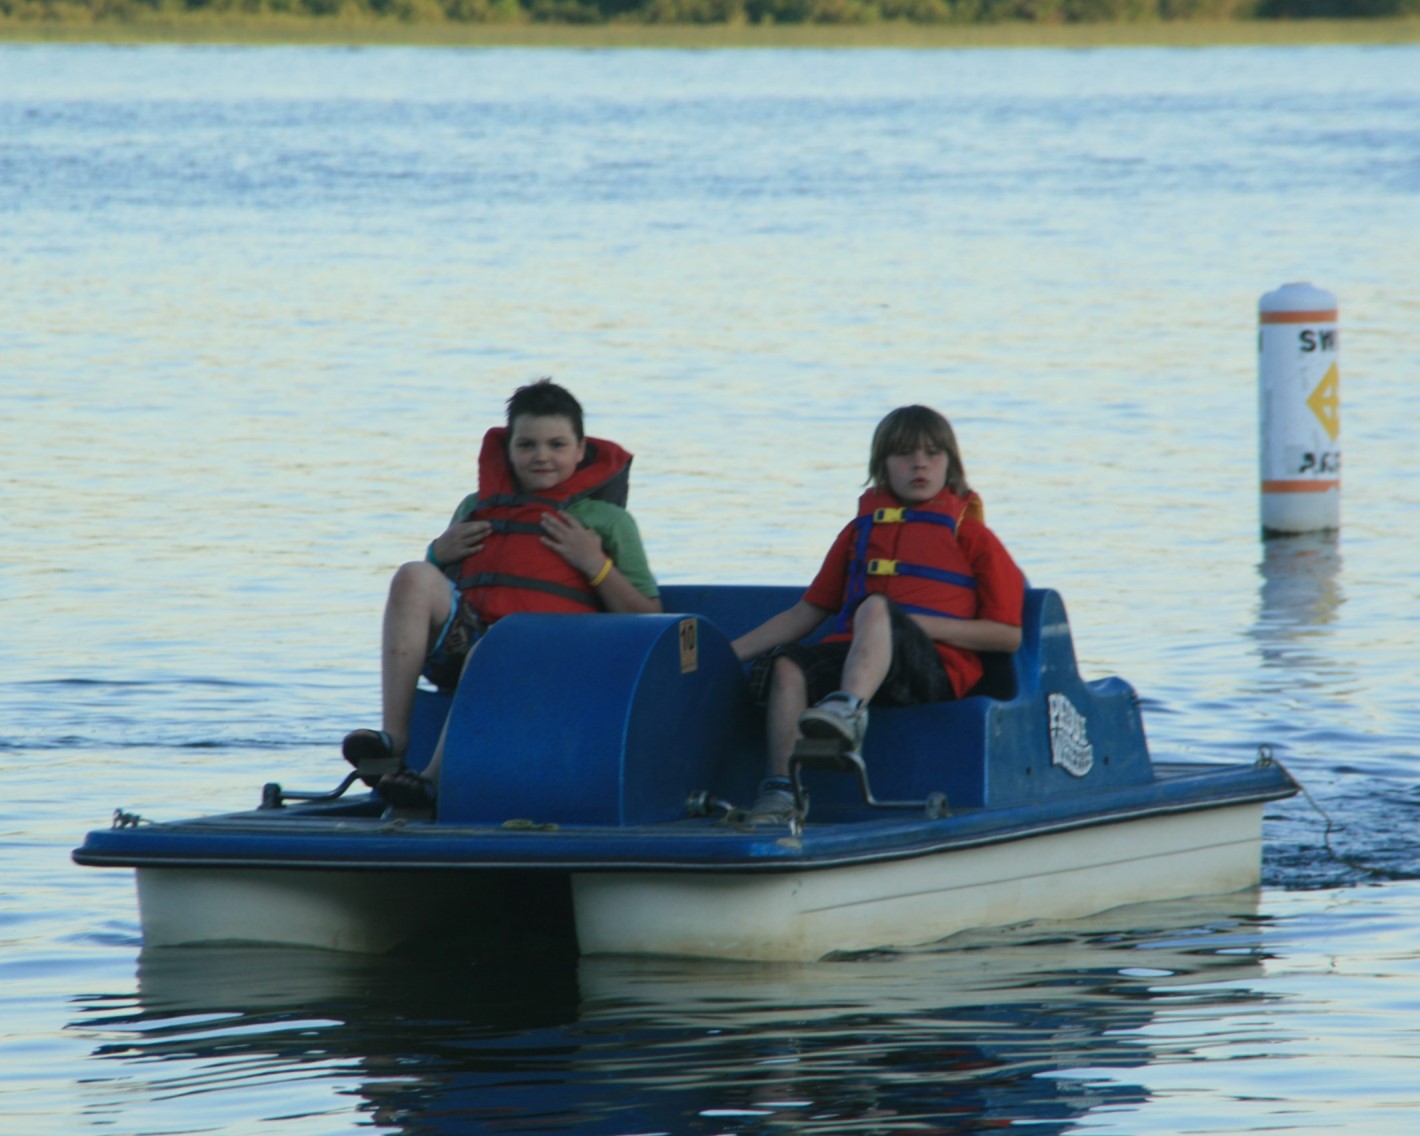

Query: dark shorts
left=745, top=599, right=954, bottom=708
left=421, top=581, right=486, bottom=692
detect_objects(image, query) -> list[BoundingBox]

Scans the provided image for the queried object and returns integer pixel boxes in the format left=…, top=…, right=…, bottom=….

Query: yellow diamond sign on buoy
left=1307, top=362, right=1340, bottom=441
left=1259, top=283, right=1341, bottom=533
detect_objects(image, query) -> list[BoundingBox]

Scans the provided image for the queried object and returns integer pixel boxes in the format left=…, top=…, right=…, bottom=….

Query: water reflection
left=1249, top=533, right=1419, bottom=890
left=1252, top=532, right=1345, bottom=680
left=71, top=897, right=1272, bottom=1135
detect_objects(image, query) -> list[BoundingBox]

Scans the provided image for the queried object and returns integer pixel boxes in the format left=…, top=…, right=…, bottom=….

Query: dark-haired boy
left=343, top=379, right=660, bottom=808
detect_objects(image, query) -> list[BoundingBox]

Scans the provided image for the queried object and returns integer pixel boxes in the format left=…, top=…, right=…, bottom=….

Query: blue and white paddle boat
left=74, top=585, right=1298, bottom=961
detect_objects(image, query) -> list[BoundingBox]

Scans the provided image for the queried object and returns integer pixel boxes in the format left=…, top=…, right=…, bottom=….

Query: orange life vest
left=452, top=426, right=632, bottom=623
left=830, top=486, right=984, bottom=636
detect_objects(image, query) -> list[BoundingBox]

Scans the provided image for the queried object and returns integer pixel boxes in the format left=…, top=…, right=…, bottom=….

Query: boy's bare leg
left=838, top=593, right=893, bottom=704
left=792, top=594, right=891, bottom=761
left=407, top=642, right=479, bottom=787
left=379, top=560, right=454, bottom=759
left=765, top=655, right=810, bottom=778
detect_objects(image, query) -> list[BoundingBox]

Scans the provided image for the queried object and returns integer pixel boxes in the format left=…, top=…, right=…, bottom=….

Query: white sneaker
left=744, top=783, right=798, bottom=825
left=798, top=691, right=868, bottom=751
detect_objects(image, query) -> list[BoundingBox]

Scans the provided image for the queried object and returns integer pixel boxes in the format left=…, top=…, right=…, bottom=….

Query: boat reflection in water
left=1249, top=531, right=1413, bottom=891
left=75, top=894, right=1271, bottom=1135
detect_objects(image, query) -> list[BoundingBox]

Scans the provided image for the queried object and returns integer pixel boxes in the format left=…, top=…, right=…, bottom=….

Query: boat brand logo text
left=1048, top=693, right=1094, bottom=778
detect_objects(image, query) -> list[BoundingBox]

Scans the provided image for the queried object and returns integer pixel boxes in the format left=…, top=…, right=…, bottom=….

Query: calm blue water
left=3, top=41, right=1419, bottom=1135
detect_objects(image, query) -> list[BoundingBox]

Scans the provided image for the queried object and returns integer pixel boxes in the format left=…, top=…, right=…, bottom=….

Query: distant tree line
left=4, top=0, right=1415, bottom=24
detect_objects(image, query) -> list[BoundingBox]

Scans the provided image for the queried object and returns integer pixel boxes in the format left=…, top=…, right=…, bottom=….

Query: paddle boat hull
left=76, top=586, right=1298, bottom=961
left=571, top=799, right=1269, bottom=959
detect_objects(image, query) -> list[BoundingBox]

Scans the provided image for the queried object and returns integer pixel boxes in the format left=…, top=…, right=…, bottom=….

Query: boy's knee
left=389, top=560, right=447, bottom=602
left=771, top=654, right=807, bottom=693
left=857, top=594, right=892, bottom=623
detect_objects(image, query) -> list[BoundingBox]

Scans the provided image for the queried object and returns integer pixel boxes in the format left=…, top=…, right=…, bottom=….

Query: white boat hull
left=571, top=803, right=1266, bottom=961
left=136, top=867, right=461, bottom=954
left=133, top=803, right=1266, bottom=959
left=133, top=803, right=1265, bottom=958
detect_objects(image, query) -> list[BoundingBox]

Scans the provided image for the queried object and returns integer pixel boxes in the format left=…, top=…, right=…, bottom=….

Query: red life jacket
left=452, top=426, right=632, bottom=623
left=829, top=485, right=985, bottom=636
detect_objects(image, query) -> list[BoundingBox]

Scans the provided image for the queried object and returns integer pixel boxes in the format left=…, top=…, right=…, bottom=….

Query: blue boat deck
left=74, top=584, right=1297, bottom=878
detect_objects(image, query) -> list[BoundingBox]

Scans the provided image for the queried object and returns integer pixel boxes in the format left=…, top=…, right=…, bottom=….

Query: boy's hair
left=868, top=405, right=970, bottom=496
left=506, top=378, right=584, bottom=440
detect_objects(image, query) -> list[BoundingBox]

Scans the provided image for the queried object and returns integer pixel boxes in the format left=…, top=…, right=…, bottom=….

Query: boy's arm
left=731, top=601, right=832, bottom=663
left=545, top=504, right=662, bottom=614
left=908, top=614, right=1022, bottom=654
left=729, top=521, right=848, bottom=660
left=584, top=503, right=659, bottom=603
left=591, top=562, right=662, bottom=614
left=427, top=493, right=483, bottom=566
left=912, top=517, right=1024, bottom=653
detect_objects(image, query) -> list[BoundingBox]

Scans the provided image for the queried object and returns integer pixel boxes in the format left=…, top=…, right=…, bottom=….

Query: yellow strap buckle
left=872, top=507, right=906, bottom=523
left=866, top=559, right=900, bottom=576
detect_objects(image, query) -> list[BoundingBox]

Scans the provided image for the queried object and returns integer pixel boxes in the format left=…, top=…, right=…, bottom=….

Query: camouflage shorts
left=422, top=590, right=486, bottom=692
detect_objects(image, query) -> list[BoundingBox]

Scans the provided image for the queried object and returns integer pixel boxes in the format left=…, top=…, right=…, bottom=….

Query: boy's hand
left=539, top=511, right=606, bottom=577
left=431, top=519, right=492, bottom=565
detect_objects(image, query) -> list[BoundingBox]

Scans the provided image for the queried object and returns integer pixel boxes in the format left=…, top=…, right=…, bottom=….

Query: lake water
left=3, top=40, right=1419, bottom=1135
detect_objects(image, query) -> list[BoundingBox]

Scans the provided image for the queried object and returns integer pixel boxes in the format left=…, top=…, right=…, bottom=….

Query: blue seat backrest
left=404, top=584, right=802, bottom=782
left=659, top=583, right=1016, bottom=699
left=434, top=611, right=762, bottom=825
left=660, top=585, right=1151, bottom=811
left=410, top=584, right=1153, bottom=825
left=658, top=584, right=811, bottom=644
left=841, top=588, right=1153, bottom=809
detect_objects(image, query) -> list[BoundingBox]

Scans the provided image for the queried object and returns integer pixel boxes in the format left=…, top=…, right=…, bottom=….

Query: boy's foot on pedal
left=376, top=768, right=437, bottom=813
left=341, top=728, right=401, bottom=787
left=798, top=691, right=868, bottom=752
left=744, top=778, right=798, bottom=825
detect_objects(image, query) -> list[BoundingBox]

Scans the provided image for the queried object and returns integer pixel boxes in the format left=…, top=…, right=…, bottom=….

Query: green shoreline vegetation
left=3, top=0, right=1419, bottom=45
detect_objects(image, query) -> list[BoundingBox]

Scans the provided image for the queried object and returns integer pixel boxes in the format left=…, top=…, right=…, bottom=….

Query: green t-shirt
left=429, top=493, right=659, bottom=600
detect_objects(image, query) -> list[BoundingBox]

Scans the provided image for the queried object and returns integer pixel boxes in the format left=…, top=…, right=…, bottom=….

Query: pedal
left=790, top=740, right=949, bottom=817
left=791, top=736, right=860, bottom=773
left=260, top=769, right=363, bottom=809
left=353, top=754, right=402, bottom=780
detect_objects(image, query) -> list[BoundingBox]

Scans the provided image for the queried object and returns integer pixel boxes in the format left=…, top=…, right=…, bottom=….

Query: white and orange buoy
left=1258, top=283, right=1340, bottom=535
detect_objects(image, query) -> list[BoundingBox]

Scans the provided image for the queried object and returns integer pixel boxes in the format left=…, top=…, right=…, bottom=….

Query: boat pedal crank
left=790, top=739, right=950, bottom=819
left=259, top=770, right=363, bottom=810
left=685, top=790, right=736, bottom=819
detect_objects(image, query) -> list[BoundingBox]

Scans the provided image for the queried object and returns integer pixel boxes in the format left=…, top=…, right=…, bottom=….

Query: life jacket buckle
left=866, top=559, right=900, bottom=576
left=872, top=507, right=906, bottom=524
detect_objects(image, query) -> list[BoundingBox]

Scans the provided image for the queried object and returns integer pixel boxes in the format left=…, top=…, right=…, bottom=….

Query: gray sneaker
left=799, top=691, right=868, bottom=751
left=744, top=784, right=798, bottom=825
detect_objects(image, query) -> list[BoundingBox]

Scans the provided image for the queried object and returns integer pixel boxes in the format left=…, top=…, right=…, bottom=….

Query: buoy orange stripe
left=1261, top=479, right=1340, bottom=493
left=1260, top=310, right=1337, bottom=324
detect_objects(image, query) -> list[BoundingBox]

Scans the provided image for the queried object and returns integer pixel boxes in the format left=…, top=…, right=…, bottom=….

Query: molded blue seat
left=409, top=585, right=1153, bottom=826
left=434, top=610, right=759, bottom=825
left=811, top=589, right=1153, bottom=810
left=661, top=585, right=1152, bottom=811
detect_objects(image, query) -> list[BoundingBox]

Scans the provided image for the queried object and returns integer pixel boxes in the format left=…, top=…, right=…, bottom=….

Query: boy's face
left=508, top=413, right=586, bottom=494
left=885, top=442, right=949, bottom=504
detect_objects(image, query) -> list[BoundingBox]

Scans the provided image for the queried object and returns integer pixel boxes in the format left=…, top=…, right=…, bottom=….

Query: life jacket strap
left=456, top=572, right=598, bottom=609
left=866, top=559, right=977, bottom=590
left=487, top=519, right=544, bottom=536
left=832, top=503, right=970, bottom=634
left=871, top=506, right=958, bottom=532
